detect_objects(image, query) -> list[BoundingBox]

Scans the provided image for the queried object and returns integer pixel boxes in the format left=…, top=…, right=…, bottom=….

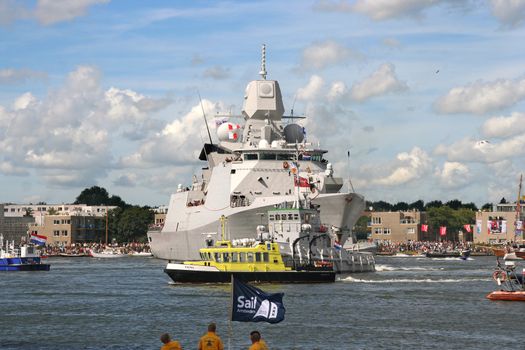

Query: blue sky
left=1, top=0, right=525, bottom=207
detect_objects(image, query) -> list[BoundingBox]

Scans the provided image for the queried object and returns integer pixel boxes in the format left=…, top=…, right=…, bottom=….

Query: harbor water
left=1, top=255, right=524, bottom=349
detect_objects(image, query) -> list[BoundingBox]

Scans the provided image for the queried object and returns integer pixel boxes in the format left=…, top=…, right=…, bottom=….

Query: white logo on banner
left=254, top=300, right=278, bottom=320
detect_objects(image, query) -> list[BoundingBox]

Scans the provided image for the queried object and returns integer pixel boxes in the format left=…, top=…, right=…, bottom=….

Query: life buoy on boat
left=492, top=270, right=506, bottom=282
left=283, top=161, right=289, bottom=169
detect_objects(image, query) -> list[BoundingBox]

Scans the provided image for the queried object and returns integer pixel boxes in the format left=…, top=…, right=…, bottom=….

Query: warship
left=148, top=45, right=374, bottom=273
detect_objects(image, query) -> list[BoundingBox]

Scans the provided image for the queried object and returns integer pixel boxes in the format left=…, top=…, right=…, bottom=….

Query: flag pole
left=228, top=274, right=233, bottom=350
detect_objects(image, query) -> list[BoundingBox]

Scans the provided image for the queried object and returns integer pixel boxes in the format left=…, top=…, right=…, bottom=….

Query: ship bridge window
left=247, top=252, right=254, bottom=262
left=294, top=214, right=299, bottom=220
left=244, top=154, right=258, bottom=160
left=223, top=253, right=230, bottom=262
left=232, top=252, right=238, bottom=262
left=239, top=253, right=246, bottom=262
left=275, top=214, right=281, bottom=220
left=269, top=215, right=275, bottom=221
left=312, top=154, right=323, bottom=162
left=255, top=252, right=261, bottom=262
left=214, top=253, right=221, bottom=262
left=288, top=214, right=293, bottom=220
left=260, top=153, right=276, bottom=160
left=263, top=252, right=269, bottom=262
left=276, top=153, right=294, bottom=160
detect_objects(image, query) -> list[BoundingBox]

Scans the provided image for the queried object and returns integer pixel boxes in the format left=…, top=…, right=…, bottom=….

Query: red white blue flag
left=334, top=240, right=342, bottom=250
left=30, top=234, right=47, bottom=246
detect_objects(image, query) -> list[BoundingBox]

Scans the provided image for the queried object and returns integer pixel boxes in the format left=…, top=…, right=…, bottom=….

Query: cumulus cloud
left=119, top=99, right=222, bottom=167
left=203, top=65, right=230, bottom=80
left=435, top=78, right=525, bottom=115
left=435, top=161, right=471, bottom=188
left=113, top=174, right=137, bottom=187
left=327, top=81, right=347, bottom=101
left=372, top=147, right=432, bottom=186
left=490, top=0, right=525, bottom=28
left=352, top=0, right=438, bottom=20
left=299, top=40, right=364, bottom=71
left=34, top=0, right=109, bottom=25
left=350, top=63, right=408, bottom=102
left=0, top=66, right=172, bottom=186
left=482, top=112, right=525, bottom=138
left=435, top=137, right=525, bottom=163
left=296, top=75, right=324, bottom=101
left=0, top=68, right=47, bottom=84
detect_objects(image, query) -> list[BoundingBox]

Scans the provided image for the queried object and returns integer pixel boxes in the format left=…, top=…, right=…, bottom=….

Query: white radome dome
left=217, top=122, right=242, bottom=142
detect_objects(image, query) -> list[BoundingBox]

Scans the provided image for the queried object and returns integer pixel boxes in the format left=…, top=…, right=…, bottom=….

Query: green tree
left=427, top=206, right=475, bottom=241
left=23, top=207, right=34, bottom=217
left=481, top=202, right=493, bottom=210
left=445, top=199, right=462, bottom=210
left=75, top=186, right=111, bottom=205
left=111, top=206, right=153, bottom=243
left=425, top=200, right=443, bottom=210
left=47, top=208, right=58, bottom=215
left=393, top=201, right=409, bottom=211
left=370, top=200, right=393, bottom=212
left=353, top=215, right=370, bottom=240
left=408, top=200, right=425, bottom=211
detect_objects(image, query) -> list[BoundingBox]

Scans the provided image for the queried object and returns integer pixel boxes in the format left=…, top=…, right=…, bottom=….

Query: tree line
left=74, top=186, right=153, bottom=243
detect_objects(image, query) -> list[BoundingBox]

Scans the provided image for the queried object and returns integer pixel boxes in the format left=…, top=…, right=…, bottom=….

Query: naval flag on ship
left=231, top=277, right=285, bottom=324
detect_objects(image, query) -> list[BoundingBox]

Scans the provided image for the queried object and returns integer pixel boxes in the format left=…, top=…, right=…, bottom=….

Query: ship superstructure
left=148, top=45, right=372, bottom=272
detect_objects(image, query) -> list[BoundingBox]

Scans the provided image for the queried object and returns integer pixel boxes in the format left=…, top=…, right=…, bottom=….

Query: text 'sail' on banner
left=231, top=277, right=285, bottom=324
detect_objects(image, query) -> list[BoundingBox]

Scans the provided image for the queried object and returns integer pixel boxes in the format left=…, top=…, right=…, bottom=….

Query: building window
left=53, top=220, right=60, bottom=225
left=53, top=230, right=60, bottom=237
left=383, top=228, right=391, bottom=235
left=372, top=217, right=382, bottom=225
left=374, top=227, right=382, bottom=234
left=407, top=227, right=415, bottom=235
left=61, top=230, right=68, bottom=236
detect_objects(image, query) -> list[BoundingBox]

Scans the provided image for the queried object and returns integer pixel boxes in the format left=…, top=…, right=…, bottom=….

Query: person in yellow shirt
left=198, top=323, right=224, bottom=350
left=160, top=333, right=182, bottom=350
left=248, top=330, right=268, bottom=350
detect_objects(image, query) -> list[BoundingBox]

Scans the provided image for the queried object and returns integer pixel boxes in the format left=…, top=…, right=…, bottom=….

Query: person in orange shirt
left=198, top=323, right=224, bottom=350
left=160, top=333, right=182, bottom=350
left=248, top=330, right=268, bottom=350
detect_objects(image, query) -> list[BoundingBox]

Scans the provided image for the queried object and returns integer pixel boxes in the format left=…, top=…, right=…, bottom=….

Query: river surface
left=1, top=255, right=524, bottom=349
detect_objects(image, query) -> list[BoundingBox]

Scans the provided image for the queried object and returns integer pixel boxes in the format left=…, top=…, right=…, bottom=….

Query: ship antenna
left=259, top=44, right=267, bottom=80
left=347, top=150, right=355, bottom=193
left=197, top=90, right=213, bottom=145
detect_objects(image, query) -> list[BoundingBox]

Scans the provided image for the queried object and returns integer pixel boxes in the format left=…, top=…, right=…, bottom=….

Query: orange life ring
left=492, top=270, right=506, bottom=282
left=283, top=161, right=289, bottom=169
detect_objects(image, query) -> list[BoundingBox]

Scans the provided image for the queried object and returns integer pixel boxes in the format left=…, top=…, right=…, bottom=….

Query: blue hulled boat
left=0, top=235, right=50, bottom=271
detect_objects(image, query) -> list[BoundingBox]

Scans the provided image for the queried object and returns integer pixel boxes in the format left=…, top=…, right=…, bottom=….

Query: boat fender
left=283, top=161, right=289, bottom=169
left=492, top=270, right=506, bottom=282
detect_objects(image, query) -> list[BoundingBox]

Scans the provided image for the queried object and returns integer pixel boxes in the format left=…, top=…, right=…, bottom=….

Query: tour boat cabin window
left=255, top=252, right=261, bottom=262
left=232, top=252, right=238, bottom=262
left=223, top=253, right=230, bottom=262
left=276, top=153, right=294, bottom=160
left=260, top=153, right=276, bottom=160
left=263, top=252, right=269, bottom=262
left=214, top=253, right=221, bottom=262
left=247, top=252, right=254, bottom=262
left=239, top=253, right=246, bottom=262
left=244, top=153, right=258, bottom=160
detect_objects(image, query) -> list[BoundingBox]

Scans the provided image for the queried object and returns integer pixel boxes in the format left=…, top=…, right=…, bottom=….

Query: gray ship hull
left=148, top=192, right=365, bottom=261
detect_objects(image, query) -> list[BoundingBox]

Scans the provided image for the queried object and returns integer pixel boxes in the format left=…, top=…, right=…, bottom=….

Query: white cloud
left=0, top=66, right=172, bottom=185
left=296, top=75, right=324, bottom=101
left=490, top=0, right=525, bottom=28
left=350, top=63, right=408, bottom=102
left=372, top=147, right=432, bottom=186
left=435, top=161, right=471, bottom=188
left=120, top=99, right=222, bottom=167
left=0, top=68, right=47, bottom=84
left=34, top=0, right=110, bottom=25
left=435, top=78, right=525, bottom=115
left=299, top=40, right=363, bottom=70
left=327, top=81, right=347, bottom=101
left=203, top=65, right=230, bottom=80
left=0, top=0, right=29, bottom=26
left=482, top=112, right=525, bottom=138
left=351, top=0, right=439, bottom=21
left=435, top=137, right=525, bottom=163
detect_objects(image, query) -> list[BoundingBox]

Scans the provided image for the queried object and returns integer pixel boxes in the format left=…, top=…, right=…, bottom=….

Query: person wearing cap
left=160, top=333, right=182, bottom=350
left=198, top=323, right=224, bottom=350
left=248, top=330, right=268, bottom=350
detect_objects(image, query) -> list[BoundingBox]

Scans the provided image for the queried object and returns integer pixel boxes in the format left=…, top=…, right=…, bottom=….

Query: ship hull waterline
left=164, top=268, right=336, bottom=283
left=149, top=192, right=365, bottom=261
